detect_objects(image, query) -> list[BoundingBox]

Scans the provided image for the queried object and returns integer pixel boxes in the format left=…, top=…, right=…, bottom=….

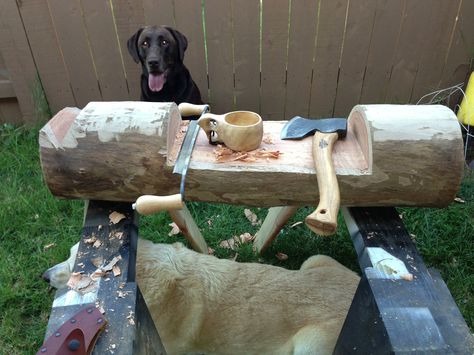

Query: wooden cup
left=197, top=111, right=263, bottom=151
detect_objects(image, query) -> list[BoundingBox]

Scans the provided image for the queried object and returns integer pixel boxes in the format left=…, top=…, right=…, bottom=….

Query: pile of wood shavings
left=213, top=144, right=282, bottom=163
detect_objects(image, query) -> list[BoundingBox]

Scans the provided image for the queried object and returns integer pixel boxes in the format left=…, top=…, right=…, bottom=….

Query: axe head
left=280, top=116, right=347, bottom=140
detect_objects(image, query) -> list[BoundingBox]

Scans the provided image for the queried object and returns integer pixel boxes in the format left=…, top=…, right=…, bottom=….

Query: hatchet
left=280, top=117, right=347, bottom=236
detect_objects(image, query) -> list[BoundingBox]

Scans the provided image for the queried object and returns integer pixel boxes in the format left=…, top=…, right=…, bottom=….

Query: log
left=39, top=101, right=181, bottom=200
left=39, top=102, right=464, bottom=207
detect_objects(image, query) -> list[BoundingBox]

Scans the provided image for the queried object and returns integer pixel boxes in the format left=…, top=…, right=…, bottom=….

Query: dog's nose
left=41, top=272, right=50, bottom=283
left=147, top=60, right=159, bottom=67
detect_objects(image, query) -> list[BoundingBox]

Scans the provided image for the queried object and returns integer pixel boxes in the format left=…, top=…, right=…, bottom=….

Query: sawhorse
left=41, top=202, right=473, bottom=354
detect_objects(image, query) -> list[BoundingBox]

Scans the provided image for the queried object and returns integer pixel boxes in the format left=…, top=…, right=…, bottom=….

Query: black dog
left=127, top=26, right=202, bottom=105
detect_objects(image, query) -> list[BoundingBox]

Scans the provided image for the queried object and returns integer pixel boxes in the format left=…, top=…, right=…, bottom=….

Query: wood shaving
left=127, top=311, right=135, bottom=326
left=219, top=233, right=255, bottom=250
left=290, top=221, right=303, bottom=228
left=262, top=134, right=274, bottom=144
left=244, top=209, right=261, bottom=226
left=213, top=144, right=282, bottom=163
left=84, top=236, right=97, bottom=244
left=276, top=252, right=289, bottom=261
left=112, top=265, right=121, bottom=277
left=102, top=255, right=122, bottom=272
left=43, top=243, right=56, bottom=251
left=90, top=269, right=106, bottom=281
left=110, top=231, right=123, bottom=239
left=168, top=222, right=181, bottom=236
left=109, top=211, right=126, bottom=224
left=93, top=239, right=102, bottom=248
left=67, top=272, right=98, bottom=295
left=91, top=257, right=104, bottom=268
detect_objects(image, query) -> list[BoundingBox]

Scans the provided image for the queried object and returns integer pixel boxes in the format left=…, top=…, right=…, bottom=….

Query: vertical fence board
left=411, top=0, right=460, bottom=102
left=260, top=0, right=290, bottom=120
left=334, top=0, right=377, bottom=117
left=0, top=98, right=23, bottom=124
left=111, top=0, right=145, bottom=101
left=17, top=0, right=76, bottom=114
left=47, top=0, right=101, bottom=108
left=285, top=0, right=318, bottom=119
left=204, top=0, right=234, bottom=112
left=2, top=0, right=473, bottom=125
left=174, top=0, right=208, bottom=103
left=359, top=0, right=403, bottom=104
left=439, top=0, right=474, bottom=105
left=142, top=0, right=175, bottom=27
left=0, top=1, right=39, bottom=124
left=232, top=0, right=260, bottom=113
left=309, top=0, right=348, bottom=117
left=385, top=0, right=432, bottom=104
left=0, top=51, right=23, bottom=123
left=81, top=0, right=129, bottom=101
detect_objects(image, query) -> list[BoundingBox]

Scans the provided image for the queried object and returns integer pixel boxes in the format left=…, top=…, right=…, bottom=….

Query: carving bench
left=37, top=102, right=473, bottom=353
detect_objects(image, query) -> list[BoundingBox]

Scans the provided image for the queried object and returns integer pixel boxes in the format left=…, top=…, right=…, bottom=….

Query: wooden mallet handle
left=178, top=103, right=210, bottom=117
left=305, top=131, right=340, bottom=236
left=132, top=194, right=184, bottom=215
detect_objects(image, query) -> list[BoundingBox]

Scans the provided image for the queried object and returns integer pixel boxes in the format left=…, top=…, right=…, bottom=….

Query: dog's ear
left=127, top=28, right=144, bottom=63
left=165, top=27, right=188, bottom=62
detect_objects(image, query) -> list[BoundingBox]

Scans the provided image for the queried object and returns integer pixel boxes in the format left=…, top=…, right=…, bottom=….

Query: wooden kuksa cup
left=197, top=111, right=263, bottom=151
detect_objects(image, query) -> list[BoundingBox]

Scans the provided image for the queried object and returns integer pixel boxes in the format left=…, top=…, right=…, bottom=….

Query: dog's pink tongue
left=148, top=73, right=165, bottom=92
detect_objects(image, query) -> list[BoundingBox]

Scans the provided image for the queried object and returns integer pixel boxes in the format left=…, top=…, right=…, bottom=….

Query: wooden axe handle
left=305, top=131, right=340, bottom=236
left=133, top=194, right=184, bottom=215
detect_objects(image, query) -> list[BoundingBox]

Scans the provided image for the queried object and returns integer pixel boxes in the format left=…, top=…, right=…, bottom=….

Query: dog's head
left=127, top=26, right=188, bottom=92
left=42, top=243, right=79, bottom=289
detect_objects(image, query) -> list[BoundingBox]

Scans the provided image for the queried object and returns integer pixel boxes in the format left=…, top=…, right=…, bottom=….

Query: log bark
left=39, top=103, right=464, bottom=208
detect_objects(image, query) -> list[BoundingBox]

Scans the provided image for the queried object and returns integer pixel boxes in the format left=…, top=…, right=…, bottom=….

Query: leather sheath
left=37, top=306, right=107, bottom=355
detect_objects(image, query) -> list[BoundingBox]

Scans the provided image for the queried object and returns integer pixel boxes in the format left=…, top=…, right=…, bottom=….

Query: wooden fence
left=1, top=0, right=473, bottom=125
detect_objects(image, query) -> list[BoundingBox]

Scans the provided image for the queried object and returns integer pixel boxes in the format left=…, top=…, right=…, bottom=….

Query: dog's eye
left=141, top=41, right=149, bottom=48
left=161, top=39, right=169, bottom=46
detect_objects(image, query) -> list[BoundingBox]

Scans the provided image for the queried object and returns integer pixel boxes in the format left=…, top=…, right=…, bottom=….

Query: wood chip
left=43, top=243, right=56, bottom=251
left=112, top=265, right=121, bottom=277
left=109, top=211, right=126, bottom=224
left=262, top=134, right=274, bottom=144
left=276, top=252, right=288, bottom=261
left=67, top=272, right=98, bottom=294
left=290, top=221, right=303, bottom=228
left=93, top=239, right=102, bottom=248
left=90, top=269, right=106, bottom=281
left=84, top=236, right=97, bottom=244
left=219, top=237, right=238, bottom=250
left=168, top=222, right=180, bottom=236
left=213, top=144, right=282, bottom=163
left=401, top=273, right=414, bottom=281
left=219, top=233, right=255, bottom=250
left=244, top=209, right=261, bottom=226
left=102, top=255, right=122, bottom=272
left=127, top=311, right=135, bottom=325
left=91, top=257, right=104, bottom=268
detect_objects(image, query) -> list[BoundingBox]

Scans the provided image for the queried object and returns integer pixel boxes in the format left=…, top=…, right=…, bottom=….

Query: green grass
left=0, top=124, right=473, bottom=353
